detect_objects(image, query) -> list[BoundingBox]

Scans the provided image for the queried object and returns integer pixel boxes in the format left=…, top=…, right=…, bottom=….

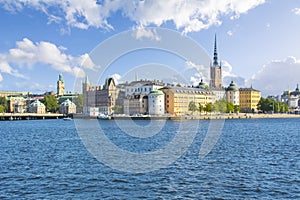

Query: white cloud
left=185, top=61, right=209, bottom=86
left=246, top=56, right=300, bottom=96
left=0, top=55, right=25, bottom=79
left=133, top=26, right=161, bottom=41
left=0, top=38, right=90, bottom=81
left=292, top=8, right=300, bottom=15
left=221, top=60, right=245, bottom=87
left=77, top=53, right=99, bottom=70
left=111, top=73, right=121, bottom=85
left=227, top=30, right=233, bottom=36
left=0, top=73, right=3, bottom=82
left=0, top=0, right=266, bottom=33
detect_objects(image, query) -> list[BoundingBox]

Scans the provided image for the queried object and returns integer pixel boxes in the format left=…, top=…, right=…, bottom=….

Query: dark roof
left=239, top=87, right=260, bottom=92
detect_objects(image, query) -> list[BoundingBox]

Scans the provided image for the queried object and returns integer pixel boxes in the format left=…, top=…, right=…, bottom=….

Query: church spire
left=213, top=34, right=218, bottom=66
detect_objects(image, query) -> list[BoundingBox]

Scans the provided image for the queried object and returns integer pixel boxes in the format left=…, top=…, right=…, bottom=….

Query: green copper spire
left=58, top=73, right=64, bottom=82
left=213, top=34, right=218, bottom=66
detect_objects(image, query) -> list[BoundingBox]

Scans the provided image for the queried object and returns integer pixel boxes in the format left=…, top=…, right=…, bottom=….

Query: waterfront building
left=226, top=81, right=239, bottom=105
left=161, top=85, right=214, bottom=116
left=59, top=99, right=76, bottom=114
left=57, top=73, right=65, bottom=96
left=123, top=80, right=165, bottom=115
left=28, top=99, right=46, bottom=114
left=209, top=35, right=226, bottom=100
left=7, top=96, right=26, bottom=113
left=239, top=86, right=261, bottom=113
left=148, top=90, right=165, bottom=115
left=124, top=94, right=148, bottom=115
left=83, top=77, right=125, bottom=115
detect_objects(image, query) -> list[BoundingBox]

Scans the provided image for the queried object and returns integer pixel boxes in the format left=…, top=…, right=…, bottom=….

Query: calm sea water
left=0, top=118, right=299, bottom=199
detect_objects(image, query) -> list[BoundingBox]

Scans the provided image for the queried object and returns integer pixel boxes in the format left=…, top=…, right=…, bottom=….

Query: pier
left=0, top=113, right=64, bottom=121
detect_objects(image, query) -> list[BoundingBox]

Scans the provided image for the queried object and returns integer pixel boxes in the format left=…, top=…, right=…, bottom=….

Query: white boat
left=97, top=114, right=111, bottom=120
left=63, top=117, right=72, bottom=121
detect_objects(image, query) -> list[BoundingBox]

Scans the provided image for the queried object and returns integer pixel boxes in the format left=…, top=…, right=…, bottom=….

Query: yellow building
left=161, top=86, right=214, bottom=116
left=239, top=87, right=261, bottom=113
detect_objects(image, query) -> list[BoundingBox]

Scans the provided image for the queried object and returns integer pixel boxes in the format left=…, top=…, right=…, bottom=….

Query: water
left=0, top=118, right=299, bottom=199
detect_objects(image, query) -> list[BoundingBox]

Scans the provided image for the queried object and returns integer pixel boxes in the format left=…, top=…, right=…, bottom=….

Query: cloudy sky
left=0, top=0, right=300, bottom=96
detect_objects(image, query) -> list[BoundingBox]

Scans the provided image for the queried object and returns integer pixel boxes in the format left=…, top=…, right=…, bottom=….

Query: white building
left=29, top=100, right=46, bottom=114
left=226, top=81, right=239, bottom=105
left=59, top=99, right=76, bottom=114
left=125, top=80, right=164, bottom=96
left=124, top=80, right=165, bottom=115
left=211, top=88, right=226, bottom=102
left=148, top=90, right=165, bottom=115
left=281, top=84, right=300, bottom=111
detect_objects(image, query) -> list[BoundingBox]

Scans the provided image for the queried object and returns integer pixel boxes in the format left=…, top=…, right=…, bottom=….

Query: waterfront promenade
left=0, top=113, right=64, bottom=120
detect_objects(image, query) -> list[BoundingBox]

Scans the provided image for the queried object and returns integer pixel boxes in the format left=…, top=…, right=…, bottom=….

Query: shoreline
left=75, top=113, right=300, bottom=120
left=1, top=113, right=300, bottom=121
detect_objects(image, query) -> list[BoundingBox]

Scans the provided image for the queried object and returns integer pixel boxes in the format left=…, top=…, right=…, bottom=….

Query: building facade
left=281, top=84, right=300, bottom=111
left=83, top=77, right=125, bottom=116
left=123, top=80, right=165, bottom=115
left=29, top=99, right=46, bottom=114
left=161, top=86, right=214, bottom=116
left=7, top=96, right=26, bottom=113
left=59, top=99, right=76, bottom=114
left=148, top=90, right=165, bottom=115
left=239, top=87, right=261, bottom=113
left=124, top=94, right=148, bottom=115
left=226, top=81, right=239, bottom=105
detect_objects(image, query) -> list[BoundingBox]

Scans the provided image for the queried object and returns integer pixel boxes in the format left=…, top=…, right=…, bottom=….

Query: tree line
left=188, top=99, right=240, bottom=114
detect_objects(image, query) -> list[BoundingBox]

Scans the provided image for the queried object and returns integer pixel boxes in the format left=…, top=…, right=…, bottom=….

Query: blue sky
left=0, top=0, right=300, bottom=96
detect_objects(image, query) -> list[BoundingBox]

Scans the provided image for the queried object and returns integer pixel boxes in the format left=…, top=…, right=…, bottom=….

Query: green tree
left=0, top=96, right=7, bottom=112
left=0, top=105, right=5, bottom=113
left=73, top=94, right=83, bottom=113
left=42, top=95, right=59, bottom=113
left=234, top=105, right=240, bottom=113
left=198, top=103, right=204, bottom=115
left=226, top=101, right=234, bottom=113
left=205, top=103, right=213, bottom=113
left=257, top=97, right=273, bottom=112
left=213, top=99, right=227, bottom=113
left=278, top=102, right=288, bottom=113
left=188, top=101, right=197, bottom=114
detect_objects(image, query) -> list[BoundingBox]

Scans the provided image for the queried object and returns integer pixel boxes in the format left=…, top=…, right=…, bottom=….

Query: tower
left=57, top=73, right=65, bottom=96
left=210, top=34, right=222, bottom=88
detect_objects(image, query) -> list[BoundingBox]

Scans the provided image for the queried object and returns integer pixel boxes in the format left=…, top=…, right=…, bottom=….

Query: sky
left=0, top=0, right=300, bottom=96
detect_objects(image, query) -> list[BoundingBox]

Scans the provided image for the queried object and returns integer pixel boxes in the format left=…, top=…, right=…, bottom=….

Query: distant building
left=59, top=99, right=76, bottom=114
left=57, top=73, right=65, bottom=96
left=209, top=35, right=226, bottom=100
left=29, top=99, right=46, bottom=114
left=161, top=85, right=214, bottom=116
left=239, top=86, right=261, bottom=113
left=7, top=96, right=26, bottom=113
left=124, top=94, right=148, bottom=115
left=83, top=77, right=125, bottom=115
left=0, top=91, right=31, bottom=98
left=226, top=81, right=239, bottom=105
left=281, top=84, right=300, bottom=111
left=148, top=90, right=165, bottom=115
